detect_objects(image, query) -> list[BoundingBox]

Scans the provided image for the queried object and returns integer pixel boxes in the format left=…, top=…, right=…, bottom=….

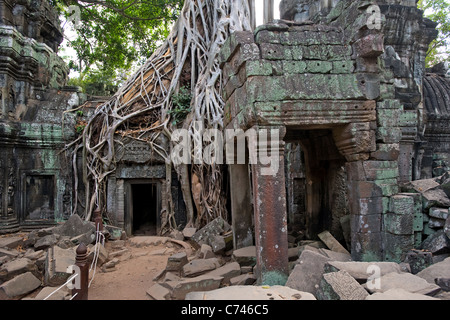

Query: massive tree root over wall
left=66, top=0, right=253, bottom=233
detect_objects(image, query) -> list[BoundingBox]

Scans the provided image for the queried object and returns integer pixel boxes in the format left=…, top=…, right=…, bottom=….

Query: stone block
left=324, top=261, right=403, bottom=284
left=383, top=232, right=415, bottom=262
left=0, top=258, right=37, bottom=282
left=370, top=143, right=400, bottom=161
left=232, top=246, right=256, bottom=267
left=185, top=285, right=316, bottom=300
left=445, top=216, right=450, bottom=239
left=229, top=273, right=257, bottom=286
left=260, top=43, right=292, bottom=60
left=384, top=213, right=414, bottom=235
left=429, top=217, right=446, bottom=228
left=350, top=214, right=382, bottom=234
left=191, top=217, right=231, bottom=247
left=45, top=246, right=76, bottom=286
left=420, top=230, right=450, bottom=255
left=376, top=127, right=402, bottom=144
left=182, top=227, right=197, bottom=239
left=182, top=258, right=222, bottom=277
left=255, top=30, right=281, bottom=44
left=416, top=257, right=450, bottom=284
left=363, top=272, right=441, bottom=295
left=365, top=288, right=440, bottom=300
left=34, top=286, right=70, bottom=300
left=34, top=234, right=60, bottom=250
left=316, top=271, right=369, bottom=300
left=404, top=249, right=433, bottom=274
left=331, top=60, right=355, bottom=74
left=363, top=161, right=399, bottom=181
left=166, top=275, right=223, bottom=300
left=282, top=60, right=306, bottom=74
left=146, top=283, right=171, bottom=300
left=206, top=262, right=241, bottom=285
left=0, top=272, right=41, bottom=299
left=429, top=207, right=449, bottom=220
left=353, top=34, right=384, bottom=58
left=207, top=235, right=226, bottom=254
left=317, top=231, right=350, bottom=255
left=0, top=236, right=24, bottom=250
left=166, top=252, right=189, bottom=272
left=219, top=31, right=255, bottom=65
left=285, top=249, right=331, bottom=296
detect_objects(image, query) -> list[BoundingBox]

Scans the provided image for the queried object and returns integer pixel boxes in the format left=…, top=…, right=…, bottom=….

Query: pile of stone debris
left=0, top=212, right=449, bottom=300
left=0, top=214, right=124, bottom=300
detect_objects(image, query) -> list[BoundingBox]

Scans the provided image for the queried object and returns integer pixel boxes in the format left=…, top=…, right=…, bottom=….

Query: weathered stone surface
left=0, top=236, right=24, bottom=249
left=185, top=285, right=316, bottom=300
left=54, top=214, right=96, bottom=242
left=182, top=227, right=197, bottom=239
left=146, top=283, right=171, bottom=300
left=365, top=288, right=440, bottom=300
left=445, top=216, right=450, bottom=239
left=128, top=236, right=169, bottom=247
left=416, top=257, right=450, bottom=284
left=0, top=258, right=37, bottom=282
left=405, top=249, right=434, bottom=274
left=207, top=262, right=240, bottom=284
left=285, top=249, right=331, bottom=295
left=420, top=230, right=450, bottom=254
left=230, top=273, right=257, bottom=286
left=317, top=231, right=350, bottom=255
left=34, top=286, right=70, bottom=300
left=0, top=272, right=41, bottom=299
left=232, top=246, right=256, bottom=267
left=207, top=235, right=226, bottom=254
left=45, top=246, right=76, bottom=286
left=166, top=275, right=224, bottom=300
left=166, top=252, right=189, bottom=272
left=87, top=243, right=109, bottom=266
left=316, top=271, right=369, bottom=300
left=364, top=272, right=441, bottom=295
left=182, top=258, right=222, bottom=277
left=34, top=234, right=60, bottom=250
left=191, top=217, right=231, bottom=247
left=324, top=261, right=403, bottom=283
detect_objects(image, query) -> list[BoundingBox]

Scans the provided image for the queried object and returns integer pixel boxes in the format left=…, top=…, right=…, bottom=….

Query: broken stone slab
left=146, top=283, right=172, bottom=300
left=185, top=285, right=316, bottom=300
left=45, top=246, right=76, bottom=286
left=191, top=217, right=231, bottom=247
left=182, top=258, right=222, bottom=277
left=316, top=270, right=369, bottom=300
left=445, top=216, right=450, bottom=239
left=324, top=261, right=403, bottom=284
left=0, top=247, right=19, bottom=259
left=363, top=272, right=441, bottom=296
left=0, top=258, right=38, bottom=282
left=429, top=207, right=449, bottom=220
left=317, top=231, right=350, bottom=255
left=0, top=272, right=41, bottom=299
left=435, top=278, right=450, bottom=291
left=420, top=230, right=450, bottom=255
left=34, top=234, right=60, bottom=251
left=166, top=252, right=189, bottom=273
left=404, top=249, right=434, bottom=274
left=230, top=273, right=257, bottom=286
left=365, top=288, right=440, bottom=300
left=166, top=275, right=224, bottom=300
left=199, top=244, right=215, bottom=259
left=206, top=262, right=241, bottom=285
left=182, top=227, right=197, bottom=239
left=87, top=243, right=109, bottom=266
left=207, top=234, right=226, bottom=255
left=286, top=249, right=331, bottom=296
left=54, top=214, right=96, bottom=239
left=34, top=286, right=70, bottom=300
left=416, top=257, right=450, bottom=284
left=0, top=236, right=24, bottom=250
left=232, top=246, right=256, bottom=267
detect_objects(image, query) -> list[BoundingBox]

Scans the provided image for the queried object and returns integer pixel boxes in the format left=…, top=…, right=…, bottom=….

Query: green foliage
left=168, top=86, right=192, bottom=125
left=418, top=0, right=450, bottom=67
left=52, top=0, right=184, bottom=93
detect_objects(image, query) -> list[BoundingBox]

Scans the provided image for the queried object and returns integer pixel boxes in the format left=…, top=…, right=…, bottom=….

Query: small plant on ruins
left=168, top=86, right=192, bottom=125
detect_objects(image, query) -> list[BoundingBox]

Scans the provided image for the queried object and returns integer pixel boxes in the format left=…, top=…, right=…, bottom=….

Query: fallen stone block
left=363, top=272, right=441, bottom=295
left=182, top=227, right=197, bottom=239
left=206, top=262, right=241, bottom=285
left=404, top=249, right=433, bottom=274
left=199, top=244, right=215, bottom=259
left=317, top=270, right=369, bottom=300
left=416, top=257, right=450, bottom=284
left=146, top=283, right=171, bottom=300
left=445, top=216, right=450, bottom=239
left=435, top=278, right=450, bottom=292
left=87, top=242, right=109, bottom=266
left=208, top=235, right=226, bottom=254
left=365, top=288, right=440, bottom=300
left=0, top=258, right=38, bottom=282
left=166, top=275, right=224, bottom=300
left=34, top=234, right=60, bottom=251
left=285, top=249, right=331, bottom=296
left=34, top=286, right=70, bottom=300
left=0, top=247, right=19, bottom=259
left=317, top=231, right=350, bottom=255
left=232, top=246, right=256, bottom=267
left=185, top=285, right=316, bottom=300
left=420, top=230, right=450, bottom=255
left=128, top=236, right=169, bottom=247
left=182, top=258, right=222, bottom=277
left=54, top=214, right=96, bottom=240
left=191, top=217, right=231, bottom=247
left=45, top=246, right=76, bottom=286
left=0, top=272, right=41, bottom=299
left=166, top=252, right=189, bottom=273
left=230, top=273, right=257, bottom=286
left=429, top=207, right=449, bottom=220
left=324, top=261, right=403, bottom=284
left=0, top=236, right=24, bottom=250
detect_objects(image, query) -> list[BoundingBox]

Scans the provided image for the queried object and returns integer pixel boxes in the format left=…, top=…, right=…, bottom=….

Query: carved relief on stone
left=7, top=167, right=15, bottom=216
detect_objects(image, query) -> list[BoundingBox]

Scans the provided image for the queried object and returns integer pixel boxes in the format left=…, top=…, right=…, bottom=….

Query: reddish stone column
left=250, top=126, right=289, bottom=285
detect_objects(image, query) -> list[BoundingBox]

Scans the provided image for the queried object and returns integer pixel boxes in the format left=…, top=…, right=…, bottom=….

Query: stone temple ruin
left=0, top=0, right=450, bottom=288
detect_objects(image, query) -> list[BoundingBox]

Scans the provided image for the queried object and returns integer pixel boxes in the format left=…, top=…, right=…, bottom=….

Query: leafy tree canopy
left=51, top=0, right=184, bottom=95
left=418, top=0, right=450, bottom=67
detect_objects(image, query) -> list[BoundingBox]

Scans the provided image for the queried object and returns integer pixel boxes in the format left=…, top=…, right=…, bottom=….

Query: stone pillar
left=228, top=164, right=254, bottom=249
left=250, top=126, right=289, bottom=286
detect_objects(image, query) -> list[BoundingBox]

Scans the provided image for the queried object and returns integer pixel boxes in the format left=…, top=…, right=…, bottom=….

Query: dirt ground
left=87, top=238, right=184, bottom=300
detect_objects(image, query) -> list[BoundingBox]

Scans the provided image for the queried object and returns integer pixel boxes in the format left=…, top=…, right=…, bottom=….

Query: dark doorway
left=131, top=183, right=159, bottom=235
